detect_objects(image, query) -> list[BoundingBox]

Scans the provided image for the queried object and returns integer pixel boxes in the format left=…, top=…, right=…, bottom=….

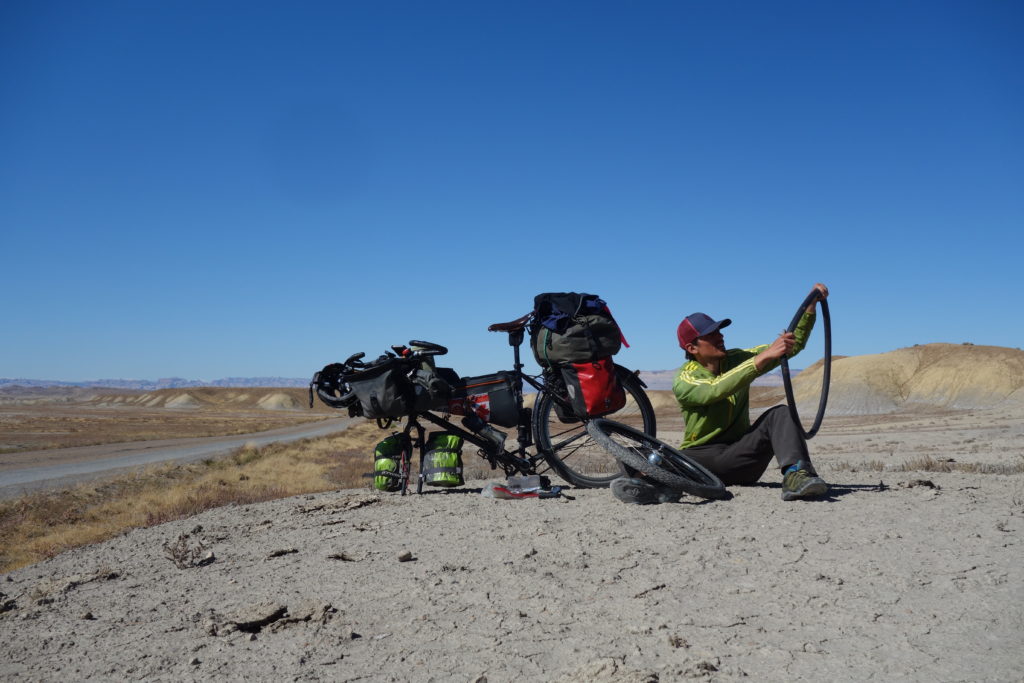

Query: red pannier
left=560, top=357, right=626, bottom=418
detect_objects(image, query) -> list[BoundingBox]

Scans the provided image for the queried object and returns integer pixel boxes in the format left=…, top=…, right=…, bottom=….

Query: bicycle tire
left=532, top=365, right=656, bottom=488
left=585, top=419, right=727, bottom=500
left=780, top=290, right=831, bottom=439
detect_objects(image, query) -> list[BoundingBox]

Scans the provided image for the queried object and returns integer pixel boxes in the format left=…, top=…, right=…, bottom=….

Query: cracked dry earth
left=1, top=469, right=1022, bottom=681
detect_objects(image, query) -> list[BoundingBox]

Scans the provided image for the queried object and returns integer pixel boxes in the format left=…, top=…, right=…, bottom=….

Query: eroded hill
left=793, top=343, right=1024, bottom=414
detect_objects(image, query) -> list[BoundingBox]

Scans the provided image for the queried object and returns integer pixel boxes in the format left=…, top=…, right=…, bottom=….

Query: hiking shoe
left=610, top=477, right=682, bottom=505
left=781, top=463, right=829, bottom=501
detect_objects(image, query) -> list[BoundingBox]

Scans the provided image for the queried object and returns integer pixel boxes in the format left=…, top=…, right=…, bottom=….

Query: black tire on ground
left=532, top=366, right=656, bottom=488
left=585, top=418, right=727, bottom=500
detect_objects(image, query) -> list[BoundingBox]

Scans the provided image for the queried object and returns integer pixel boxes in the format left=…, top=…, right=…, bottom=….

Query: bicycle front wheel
left=585, top=418, right=727, bottom=499
left=532, top=365, right=656, bottom=488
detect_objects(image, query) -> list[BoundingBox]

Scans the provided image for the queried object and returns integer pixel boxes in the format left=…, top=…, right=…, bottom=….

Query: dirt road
left=0, top=417, right=357, bottom=499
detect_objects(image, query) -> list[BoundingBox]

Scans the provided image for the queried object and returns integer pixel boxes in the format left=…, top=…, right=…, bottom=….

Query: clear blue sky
left=2, top=1, right=1021, bottom=381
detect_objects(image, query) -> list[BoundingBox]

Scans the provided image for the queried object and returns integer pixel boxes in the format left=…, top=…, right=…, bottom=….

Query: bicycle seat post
left=486, top=311, right=531, bottom=378
left=508, top=328, right=525, bottom=373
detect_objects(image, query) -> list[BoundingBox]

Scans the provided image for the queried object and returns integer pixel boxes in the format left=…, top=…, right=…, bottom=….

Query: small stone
left=397, top=551, right=414, bottom=562
left=81, top=612, right=95, bottom=620
left=328, top=552, right=356, bottom=562
left=189, top=657, right=200, bottom=666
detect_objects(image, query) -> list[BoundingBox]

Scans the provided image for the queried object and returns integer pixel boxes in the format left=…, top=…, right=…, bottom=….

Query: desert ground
left=1, top=344, right=1022, bottom=681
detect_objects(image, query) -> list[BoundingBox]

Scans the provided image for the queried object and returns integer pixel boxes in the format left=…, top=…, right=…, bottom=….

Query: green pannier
left=422, top=432, right=464, bottom=487
left=370, top=433, right=408, bottom=492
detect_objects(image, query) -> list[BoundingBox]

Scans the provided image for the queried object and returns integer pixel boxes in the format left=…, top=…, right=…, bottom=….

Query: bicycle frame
left=312, top=315, right=652, bottom=493
left=394, top=327, right=564, bottom=495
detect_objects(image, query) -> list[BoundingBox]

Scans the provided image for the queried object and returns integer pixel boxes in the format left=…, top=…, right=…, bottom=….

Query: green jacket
left=672, top=311, right=815, bottom=448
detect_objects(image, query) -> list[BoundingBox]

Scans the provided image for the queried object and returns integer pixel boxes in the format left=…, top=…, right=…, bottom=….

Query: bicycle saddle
left=487, top=312, right=532, bottom=333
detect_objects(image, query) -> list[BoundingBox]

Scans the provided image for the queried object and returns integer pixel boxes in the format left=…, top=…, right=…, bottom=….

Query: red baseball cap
left=677, top=312, right=731, bottom=348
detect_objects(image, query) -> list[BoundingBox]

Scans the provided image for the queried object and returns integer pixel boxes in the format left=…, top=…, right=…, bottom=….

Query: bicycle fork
left=402, top=421, right=426, bottom=496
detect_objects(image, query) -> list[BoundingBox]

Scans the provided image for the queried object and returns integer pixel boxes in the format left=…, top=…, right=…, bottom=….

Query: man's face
left=687, top=329, right=726, bottom=362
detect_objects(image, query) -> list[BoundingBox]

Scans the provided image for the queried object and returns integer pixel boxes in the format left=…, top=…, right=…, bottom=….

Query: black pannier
left=530, top=292, right=625, bottom=367
left=445, top=372, right=519, bottom=427
left=344, top=357, right=416, bottom=419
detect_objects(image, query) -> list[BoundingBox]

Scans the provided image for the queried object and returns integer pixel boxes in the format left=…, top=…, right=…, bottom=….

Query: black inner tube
left=779, top=289, right=831, bottom=439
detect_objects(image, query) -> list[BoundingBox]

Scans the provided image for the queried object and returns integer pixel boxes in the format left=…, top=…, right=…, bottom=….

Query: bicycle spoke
left=546, top=425, right=591, bottom=452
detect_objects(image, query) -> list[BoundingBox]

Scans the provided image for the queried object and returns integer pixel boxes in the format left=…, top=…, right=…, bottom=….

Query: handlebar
left=344, top=352, right=366, bottom=368
left=310, top=340, right=449, bottom=411
left=407, top=340, right=448, bottom=356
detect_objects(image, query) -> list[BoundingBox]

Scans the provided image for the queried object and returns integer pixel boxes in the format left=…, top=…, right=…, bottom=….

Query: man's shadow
left=735, top=481, right=889, bottom=502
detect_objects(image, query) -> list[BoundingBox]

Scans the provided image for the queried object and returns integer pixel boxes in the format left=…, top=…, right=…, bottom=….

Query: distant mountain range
left=0, top=377, right=311, bottom=390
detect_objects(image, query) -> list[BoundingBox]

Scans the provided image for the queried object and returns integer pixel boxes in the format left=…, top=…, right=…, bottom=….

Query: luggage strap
left=421, top=466, right=463, bottom=476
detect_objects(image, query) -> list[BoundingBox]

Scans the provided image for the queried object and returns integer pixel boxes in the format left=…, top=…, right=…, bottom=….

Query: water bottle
left=461, top=414, right=507, bottom=452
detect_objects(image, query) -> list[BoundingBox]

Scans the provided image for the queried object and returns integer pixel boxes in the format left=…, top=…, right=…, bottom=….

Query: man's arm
left=673, top=353, right=762, bottom=407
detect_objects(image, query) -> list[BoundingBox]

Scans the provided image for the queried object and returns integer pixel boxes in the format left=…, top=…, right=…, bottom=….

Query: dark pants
left=681, top=406, right=812, bottom=485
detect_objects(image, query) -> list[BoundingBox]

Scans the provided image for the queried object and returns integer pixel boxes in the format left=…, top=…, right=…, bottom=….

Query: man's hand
left=755, top=331, right=796, bottom=372
left=807, top=283, right=829, bottom=312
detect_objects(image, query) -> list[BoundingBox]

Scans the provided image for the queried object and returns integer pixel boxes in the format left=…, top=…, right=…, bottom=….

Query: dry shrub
left=162, top=533, right=209, bottom=569
left=830, top=456, right=1024, bottom=475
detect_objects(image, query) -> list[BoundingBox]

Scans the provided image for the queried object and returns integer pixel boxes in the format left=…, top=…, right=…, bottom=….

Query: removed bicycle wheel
left=586, top=419, right=728, bottom=500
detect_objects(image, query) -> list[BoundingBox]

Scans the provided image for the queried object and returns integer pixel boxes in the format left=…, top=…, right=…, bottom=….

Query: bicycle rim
left=781, top=294, right=831, bottom=440
left=533, top=366, right=656, bottom=488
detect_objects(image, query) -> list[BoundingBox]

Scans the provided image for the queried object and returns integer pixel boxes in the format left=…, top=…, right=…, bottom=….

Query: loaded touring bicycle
left=310, top=293, right=726, bottom=499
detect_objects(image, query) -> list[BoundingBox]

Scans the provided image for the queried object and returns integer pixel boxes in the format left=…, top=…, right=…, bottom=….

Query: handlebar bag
left=560, top=357, right=626, bottom=419
left=530, top=292, right=626, bottom=367
left=346, top=357, right=416, bottom=419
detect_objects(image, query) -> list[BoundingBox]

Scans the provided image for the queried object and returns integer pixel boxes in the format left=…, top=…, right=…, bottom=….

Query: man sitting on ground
left=612, top=284, right=830, bottom=504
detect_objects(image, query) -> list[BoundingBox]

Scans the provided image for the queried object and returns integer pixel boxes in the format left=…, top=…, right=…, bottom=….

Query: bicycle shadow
left=415, top=487, right=485, bottom=496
